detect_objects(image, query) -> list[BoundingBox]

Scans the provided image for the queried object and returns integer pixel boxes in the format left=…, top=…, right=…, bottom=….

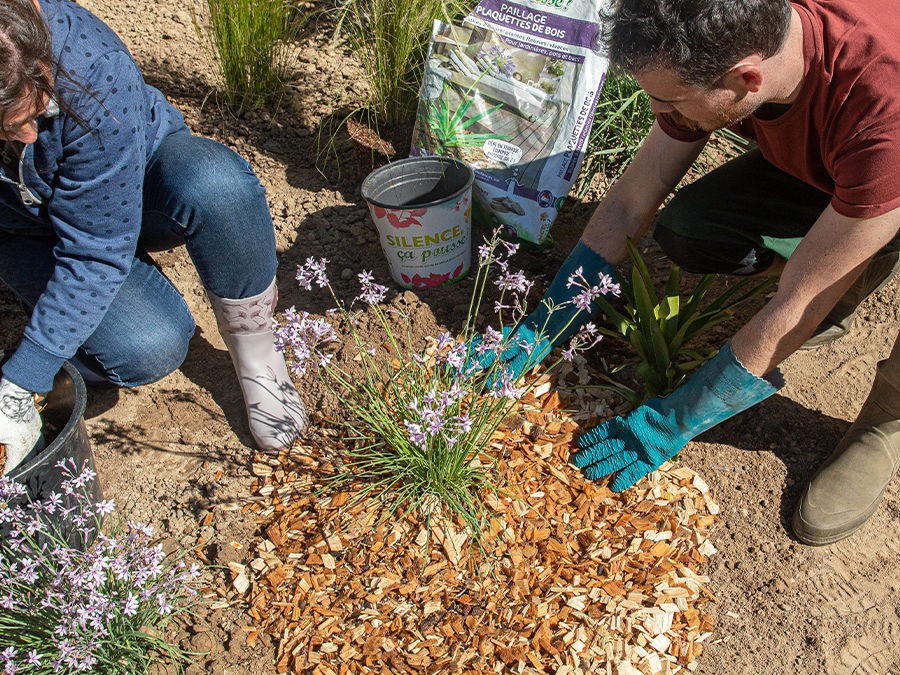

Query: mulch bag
left=411, top=0, right=609, bottom=247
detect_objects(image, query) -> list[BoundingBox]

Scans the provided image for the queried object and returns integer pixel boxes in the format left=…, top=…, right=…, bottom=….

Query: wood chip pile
left=234, top=367, right=721, bottom=674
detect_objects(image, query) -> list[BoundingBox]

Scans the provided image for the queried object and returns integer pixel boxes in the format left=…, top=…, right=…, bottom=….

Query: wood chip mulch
left=230, top=364, right=721, bottom=675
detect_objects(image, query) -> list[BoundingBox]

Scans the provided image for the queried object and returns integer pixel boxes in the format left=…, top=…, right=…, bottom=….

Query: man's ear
left=723, top=55, right=764, bottom=94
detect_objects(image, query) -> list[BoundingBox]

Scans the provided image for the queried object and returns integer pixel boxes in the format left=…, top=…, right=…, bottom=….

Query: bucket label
left=371, top=200, right=471, bottom=289
left=379, top=215, right=470, bottom=288
left=386, top=224, right=464, bottom=249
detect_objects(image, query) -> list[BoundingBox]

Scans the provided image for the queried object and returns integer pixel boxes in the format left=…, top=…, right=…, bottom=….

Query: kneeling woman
left=0, top=0, right=307, bottom=473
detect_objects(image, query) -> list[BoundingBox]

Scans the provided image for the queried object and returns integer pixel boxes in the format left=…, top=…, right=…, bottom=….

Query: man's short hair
left=603, top=0, right=792, bottom=87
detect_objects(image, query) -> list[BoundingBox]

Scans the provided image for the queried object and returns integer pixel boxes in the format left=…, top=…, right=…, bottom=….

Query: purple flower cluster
left=432, top=332, right=467, bottom=371
left=356, top=271, right=387, bottom=306
left=405, top=383, right=471, bottom=451
left=566, top=265, right=620, bottom=312
left=561, top=322, right=603, bottom=361
left=296, top=256, right=329, bottom=290
left=469, top=326, right=504, bottom=362
left=480, top=238, right=533, bottom=318
left=488, top=372, right=526, bottom=399
left=273, top=306, right=338, bottom=376
left=276, top=263, right=396, bottom=378
left=0, top=460, right=199, bottom=673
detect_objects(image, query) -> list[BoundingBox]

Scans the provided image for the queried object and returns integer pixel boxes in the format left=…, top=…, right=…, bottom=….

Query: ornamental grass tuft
left=0, top=460, right=201, bottom=674
left=334, top=0, right=473, bottom=128
left=201, top=0, right=295, bottom=112
left=274, top=230, right=618, bottom=546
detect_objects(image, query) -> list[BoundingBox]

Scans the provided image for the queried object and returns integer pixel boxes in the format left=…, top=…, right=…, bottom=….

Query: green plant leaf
left=706, top=275, right=777, bottom=314
left=592, top=294, right=633, bottom=336
left=630, top=262, right=670, bottom=374
left=459, top=102, right=504, bottom=130
left=659, top=265, right=682, bottom=343
left=626, top=239, right=658, bottom=305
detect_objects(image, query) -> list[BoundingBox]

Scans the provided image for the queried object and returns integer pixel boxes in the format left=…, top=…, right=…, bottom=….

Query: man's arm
left=582, top=121, right=708, bottom=265
left=733, top=205, right=900, bottom=375
left=469, top=122, right=706, bottom=383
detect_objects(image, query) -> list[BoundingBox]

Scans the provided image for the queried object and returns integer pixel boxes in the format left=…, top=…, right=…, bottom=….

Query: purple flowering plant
left=479, top=45, right=517, bottom=79
left=0, top=460, right=200, bottom=674
left=273, top=229, right=617, bottom=540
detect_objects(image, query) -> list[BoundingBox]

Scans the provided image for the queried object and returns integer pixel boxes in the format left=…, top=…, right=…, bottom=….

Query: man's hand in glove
left=0, top=378, right=45, bottom=475
left=469, top=240, right=619, bottom=385
left=571, top=343, right=783, bottom=491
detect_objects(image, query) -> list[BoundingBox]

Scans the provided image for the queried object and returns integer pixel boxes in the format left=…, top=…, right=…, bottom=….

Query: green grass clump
left=576, top=68, right=654, bottom=196
left=203, top=0, right=295, bottom=112
left=335, top=0, right=473, bottom=128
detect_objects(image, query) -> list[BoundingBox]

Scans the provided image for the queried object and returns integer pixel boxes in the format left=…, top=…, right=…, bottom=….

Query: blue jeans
left=0, top=132, right=277, bottom=386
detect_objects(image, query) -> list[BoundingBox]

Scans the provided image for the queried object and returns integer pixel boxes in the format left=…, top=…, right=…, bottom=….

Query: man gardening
left=480, top=0, right=900, bottom=545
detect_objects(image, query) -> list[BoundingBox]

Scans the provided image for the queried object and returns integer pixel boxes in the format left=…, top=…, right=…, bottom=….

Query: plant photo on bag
left=420, top=79, right=508, bottom=155
left=272, top=229, right=618, bottom=547
left=0, top=460, right=201, bottom=674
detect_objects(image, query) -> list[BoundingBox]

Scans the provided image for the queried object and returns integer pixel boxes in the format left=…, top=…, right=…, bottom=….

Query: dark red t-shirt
left=657, top=0, right=900, bottom=219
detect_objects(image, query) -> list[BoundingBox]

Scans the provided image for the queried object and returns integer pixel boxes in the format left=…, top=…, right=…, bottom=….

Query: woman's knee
left=103, top=311, right=195, bottom=386
left=85, top=269, right=196, bottom=387
left=150, top=134, right=269, bottom=219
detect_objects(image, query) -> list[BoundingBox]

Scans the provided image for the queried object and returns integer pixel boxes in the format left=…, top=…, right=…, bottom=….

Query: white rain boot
left=207, top=279, right=308, bottom=451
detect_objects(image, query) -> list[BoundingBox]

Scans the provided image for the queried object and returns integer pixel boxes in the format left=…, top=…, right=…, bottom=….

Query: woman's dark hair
left=0, top=0, right=55, bottom=129
left=602, top=0, right=792, bottom=87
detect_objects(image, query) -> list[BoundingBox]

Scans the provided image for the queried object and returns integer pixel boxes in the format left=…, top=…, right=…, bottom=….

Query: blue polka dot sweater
left=1, top=0, right=189, bottom=392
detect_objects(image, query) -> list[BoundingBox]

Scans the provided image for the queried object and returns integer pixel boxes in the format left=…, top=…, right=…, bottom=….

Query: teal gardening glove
left=572, top=342, right=783, bottom=491
left=473, top=240, right=618, bottom=382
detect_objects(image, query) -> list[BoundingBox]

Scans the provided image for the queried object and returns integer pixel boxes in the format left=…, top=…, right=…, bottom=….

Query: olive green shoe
left=792, top=361, right=900, bottom=545
left=800, top=247, right=899, bottom=350
left=799, top=317, right=854, bottom=350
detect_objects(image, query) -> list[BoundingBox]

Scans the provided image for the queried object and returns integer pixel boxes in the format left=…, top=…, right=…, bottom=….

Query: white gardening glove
left=0, top=378, right=45, bottom=475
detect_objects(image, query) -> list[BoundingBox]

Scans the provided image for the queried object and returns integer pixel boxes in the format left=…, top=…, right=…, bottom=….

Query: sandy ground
left=1, top=0, right=898, bottom=672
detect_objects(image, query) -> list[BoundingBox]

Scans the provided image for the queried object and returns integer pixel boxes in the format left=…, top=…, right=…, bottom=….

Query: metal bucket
left=361, top=156, right=474, bottom=289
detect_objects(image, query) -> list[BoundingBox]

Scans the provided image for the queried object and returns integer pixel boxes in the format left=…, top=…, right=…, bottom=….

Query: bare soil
left=1, top=0, right=898, bottom=673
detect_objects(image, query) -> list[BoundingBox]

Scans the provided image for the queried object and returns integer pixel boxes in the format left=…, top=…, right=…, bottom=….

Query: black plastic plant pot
left=5, top=358, right=103, bottom=549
